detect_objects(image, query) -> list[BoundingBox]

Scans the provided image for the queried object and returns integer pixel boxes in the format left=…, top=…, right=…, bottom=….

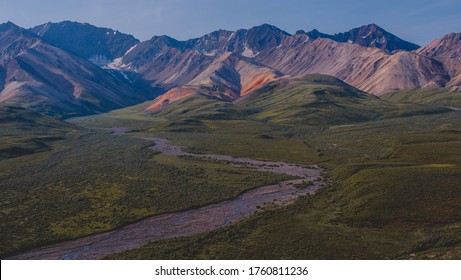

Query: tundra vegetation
left=2, top=76, right=461, bottom=259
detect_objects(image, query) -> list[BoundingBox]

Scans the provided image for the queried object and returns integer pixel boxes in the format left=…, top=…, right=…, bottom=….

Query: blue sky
left=0, top=0, right=459, bottom=45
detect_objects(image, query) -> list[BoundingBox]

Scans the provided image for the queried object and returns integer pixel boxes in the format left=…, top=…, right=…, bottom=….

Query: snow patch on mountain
left=242, top=46, right=259, bottom=58
left=199, top=49, right=217, bottom=57
left=124, top=44, right=138, bottom=55
left=37, top=22, right=49, bottom=36
left=362, top=31, right=372, bottom=39
left=107, top=57, right=135, bottom=71
left=227, top=32, right=235, bottom=42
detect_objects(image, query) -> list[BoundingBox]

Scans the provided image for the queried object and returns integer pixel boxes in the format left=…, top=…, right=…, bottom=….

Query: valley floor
left=8, top=133, right=325, bottom=259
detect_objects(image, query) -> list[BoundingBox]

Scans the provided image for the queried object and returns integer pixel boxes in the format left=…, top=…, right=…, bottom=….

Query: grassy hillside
left=238, top=75, right=386, bottom=125
left=0, top=104, right=78, bottom=159
left=382, top=88, right=461, bottom=108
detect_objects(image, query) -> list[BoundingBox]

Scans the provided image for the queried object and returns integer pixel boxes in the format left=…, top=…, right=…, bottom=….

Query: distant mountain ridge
left=105, top=22, right=450, bottom=103
left=1, top=20, right=459, bottom=116
left=30, top=21, right=139, bottom=66
left=0, top=22, right=154, bottom=118
left=298, top=24, right=420, bottom=53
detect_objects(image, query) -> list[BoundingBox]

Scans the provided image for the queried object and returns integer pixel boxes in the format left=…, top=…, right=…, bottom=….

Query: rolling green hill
left=382, top=88, right=461, bottom=108
left=238, top=75, right=387, bottom=125
left=0, top=104, right=78, bottom=159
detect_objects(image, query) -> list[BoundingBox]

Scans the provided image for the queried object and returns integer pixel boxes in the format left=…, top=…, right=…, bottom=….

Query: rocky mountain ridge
left=1, top=20, right=459, bottom=115
left=30, top=21, right=139, bottom=67
left=0, top=22, right=154, bottom=118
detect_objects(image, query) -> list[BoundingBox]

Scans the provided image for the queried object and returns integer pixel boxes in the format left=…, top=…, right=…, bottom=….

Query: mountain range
left=0, top=22, right=159, bottom=118
left=0, top=20, right=459, bottom=117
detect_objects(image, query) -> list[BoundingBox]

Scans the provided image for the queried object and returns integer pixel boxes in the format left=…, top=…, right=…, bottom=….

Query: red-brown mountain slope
left=146, top=52, right=283, bottom=112
left=418, top=33, right=461, bottom=87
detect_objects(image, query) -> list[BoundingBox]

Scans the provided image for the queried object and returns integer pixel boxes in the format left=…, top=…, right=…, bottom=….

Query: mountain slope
left=110, top=24, right=289, bottom=88
left=418, top=33, right=461, bottom=87
left=255, top=35, right=447, bottom=95
left=30, top=21, right=139, bottom=66
left=188, top=52, right=283, bottom=96
left=145, top=52, right=283, bottom=111
left=0, top=22, right=151, bottom=118
left=113, top=35, right=215, bottom=87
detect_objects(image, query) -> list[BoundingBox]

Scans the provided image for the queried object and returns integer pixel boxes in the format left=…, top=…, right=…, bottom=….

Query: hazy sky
left=0, top=0, right=459, bottom=45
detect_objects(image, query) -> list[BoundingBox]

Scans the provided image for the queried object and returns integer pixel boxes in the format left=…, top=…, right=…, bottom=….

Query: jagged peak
left=305, top=29, right=333, bottom=40
left=0, top=21, right=38, bottom=40
left=0, top=21, right=23, bottom=32
left=362, top=23, right=382, bottom=30
left=149, top=35, right=182, bottom=45
left=326, top=23, right=420, bottom=52
left=440, top=32, right=461, bottom=41
left=32, top=20, right=130, bottom=36
left=247, top=23, right=291, bottom=36
left=334, top=23, right=387, bottom=37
